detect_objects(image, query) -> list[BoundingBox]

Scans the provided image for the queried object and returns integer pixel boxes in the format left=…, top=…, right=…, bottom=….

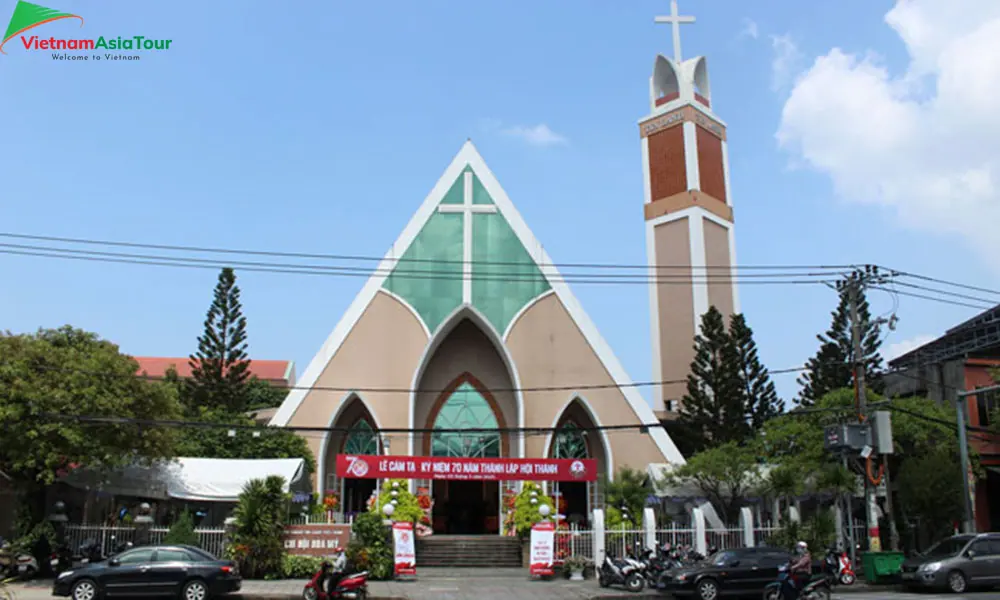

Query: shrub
left=163, top=511, right=200, bottom=547
left=348, top=511, right=393, bottom=580
left=766, top=509, right=837, bottom=554
left=228, top=475, right=289, bottom=578
left=281, top=555, right=325, bottom=579
left=513, top=482, right=554, bottom=538
left=370, top=479, right=422, bottom=524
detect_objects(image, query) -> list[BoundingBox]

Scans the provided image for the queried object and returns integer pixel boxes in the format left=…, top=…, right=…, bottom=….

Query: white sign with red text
left=529, top=521, right=555, bottom=576
left=392, top=521, right=416, bottom=576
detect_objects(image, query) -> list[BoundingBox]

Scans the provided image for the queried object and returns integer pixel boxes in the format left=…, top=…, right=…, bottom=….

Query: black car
left=52, top=544, right=242, bottom=600
left=657, top=547, right=797, bottom=599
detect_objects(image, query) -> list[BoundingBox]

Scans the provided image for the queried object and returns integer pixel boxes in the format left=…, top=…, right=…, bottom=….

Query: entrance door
left=432, top=481, right=499, bottom=534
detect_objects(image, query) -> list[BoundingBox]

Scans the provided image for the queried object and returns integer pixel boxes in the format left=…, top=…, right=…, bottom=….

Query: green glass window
left=554, top=421, right=587, bottom=459
left=343, top=419, right=378, bottom=455
left=431, top=382, right=501, bottom=458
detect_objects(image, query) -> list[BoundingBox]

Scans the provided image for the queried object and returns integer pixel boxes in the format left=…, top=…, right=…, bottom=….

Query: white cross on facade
left=437, top=170, right=497, bottom=303
left=654, top=0, right=695, bottom=63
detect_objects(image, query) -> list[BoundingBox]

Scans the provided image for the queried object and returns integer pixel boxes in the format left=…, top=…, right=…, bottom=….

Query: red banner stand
left=529, top=521, right=556, bottom=577
left=392, top=521, right=416, bottom=578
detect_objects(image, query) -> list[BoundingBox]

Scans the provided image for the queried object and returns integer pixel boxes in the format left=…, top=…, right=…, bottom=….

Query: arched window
left=431, top=382, right=501, bottom=458
left=343, top=419, right=378, bottom=455
left=553, top=421, right=588, bottom=459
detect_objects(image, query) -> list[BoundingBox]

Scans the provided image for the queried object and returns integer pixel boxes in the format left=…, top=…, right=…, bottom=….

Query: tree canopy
left=0, top=326, right=182, bottom=488
left=796, top=286, right=883, bottom=406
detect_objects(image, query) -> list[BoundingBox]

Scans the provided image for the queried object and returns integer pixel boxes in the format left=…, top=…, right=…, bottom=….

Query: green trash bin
left=860, top=551, right=905, bottom=584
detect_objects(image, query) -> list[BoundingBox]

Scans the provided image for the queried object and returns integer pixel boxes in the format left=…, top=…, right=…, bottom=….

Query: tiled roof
left=133, top=356, right=294, bottom=382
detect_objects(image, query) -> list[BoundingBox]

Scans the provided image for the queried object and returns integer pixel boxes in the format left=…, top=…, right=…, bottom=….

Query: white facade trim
left=702, top=210, right=732, bottom=229
left=406, top=303, right=526, bottom=460
left=647, top=205, right=700, bottom=228
left=502, top=289, right=556, bottom=342
left=540, top=394, right=615, bottom=482
left=721, top=139, right=733, bottom=208
left=640, top=137, right=652, bottom=205
left=688, top=213, right=709, bottom=334
left=728, top=225, right=741, bottom=315
left=645, top=220, right=663, bottom=409
left=282, top=361, right=297, bottom=386
left=315, top=392, right=385, bottom=496
left=683, top=121, right=700, bottom=192
left=272, top=141, right=684, bottom=465
left=378, top=288, right=432, bottom=339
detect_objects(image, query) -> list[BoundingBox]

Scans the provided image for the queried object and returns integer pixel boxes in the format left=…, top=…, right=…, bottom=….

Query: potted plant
left=564, top=555, right=589, bottom=581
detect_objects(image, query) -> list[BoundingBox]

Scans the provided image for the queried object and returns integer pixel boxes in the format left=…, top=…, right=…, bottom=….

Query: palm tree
left=231, top=476, right=288, bottom=578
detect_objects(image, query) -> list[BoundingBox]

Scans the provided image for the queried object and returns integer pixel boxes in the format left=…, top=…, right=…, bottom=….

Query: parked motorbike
left=0, top=541, right=40, bottom=579
left=76, top=539, right=104, bottom=564
left=824, top=548, right=855, bottom=586
left=49, top=544, right=73, bottom=576
left=302, top=560, right=369, bottom=600
left=598, top=552, right=646, bottom=593
left=762, top=564, right=831, bottom=600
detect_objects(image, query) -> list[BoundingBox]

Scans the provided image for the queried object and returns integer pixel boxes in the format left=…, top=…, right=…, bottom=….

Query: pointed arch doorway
left=424, top=374, right=506, bottom=534
left=547, top=398, right=610, bottom=528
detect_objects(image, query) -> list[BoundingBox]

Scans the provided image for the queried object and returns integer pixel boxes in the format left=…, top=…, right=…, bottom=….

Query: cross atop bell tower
left=640, top=3, right=740, bottom=417
left=654, top=0, right=695, bottom=63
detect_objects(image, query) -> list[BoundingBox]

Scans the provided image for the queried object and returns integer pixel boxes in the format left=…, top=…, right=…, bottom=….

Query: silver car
left=900, top=533, right=1000, bottom=593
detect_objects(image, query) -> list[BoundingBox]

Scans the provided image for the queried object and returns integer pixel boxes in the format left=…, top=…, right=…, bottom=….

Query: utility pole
left=955, top=383, right=1000, bottom=533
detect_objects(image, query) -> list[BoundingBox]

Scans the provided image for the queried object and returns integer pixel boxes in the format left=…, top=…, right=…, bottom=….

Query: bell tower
left=643, top=1, right=739, bottom=414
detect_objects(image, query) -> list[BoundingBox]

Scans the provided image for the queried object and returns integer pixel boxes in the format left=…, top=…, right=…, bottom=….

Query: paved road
left=9, top=574, right=1000, bottom=600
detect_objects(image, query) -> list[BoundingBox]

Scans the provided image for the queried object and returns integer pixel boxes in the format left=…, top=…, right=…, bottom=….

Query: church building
left=268, top=1, right=738, bottom=534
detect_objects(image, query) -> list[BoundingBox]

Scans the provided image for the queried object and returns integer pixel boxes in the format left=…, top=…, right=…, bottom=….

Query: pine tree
left=796, top=285, right=883, bottom=406
left=188, top=268, right=252, bottom=414
left=730, top=313, right=783, bottom=430
left=678, top=306, right=745, bottom=452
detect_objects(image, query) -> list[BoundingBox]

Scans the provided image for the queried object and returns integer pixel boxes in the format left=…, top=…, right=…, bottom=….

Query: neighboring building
left=133, top=357, right=296, bottom=388
left=885, top=304, right=1000, bottom=532
left=267, top=7, right=740, bottom=535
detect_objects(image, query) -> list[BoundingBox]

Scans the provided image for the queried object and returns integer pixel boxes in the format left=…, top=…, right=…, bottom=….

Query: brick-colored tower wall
left=648, top=126, right=687, bottom=201
left=696, top=127, right=727, bottom=204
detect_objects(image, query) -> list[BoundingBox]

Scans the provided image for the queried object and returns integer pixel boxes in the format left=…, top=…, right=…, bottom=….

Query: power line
left=32, top=362, right=810, bottom=395
left=871, top=286, right=991, bottom=310
left=0, top=232, right=859, bottom=272
left=0, top=245, right=842, bottom=286
left=884, top=267, right=1000, bottom=298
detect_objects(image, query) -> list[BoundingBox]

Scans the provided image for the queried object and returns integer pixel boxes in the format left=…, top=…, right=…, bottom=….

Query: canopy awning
left=61, top=457, right=309, bottom=503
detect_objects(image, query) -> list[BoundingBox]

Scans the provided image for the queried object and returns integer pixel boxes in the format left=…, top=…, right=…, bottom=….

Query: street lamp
left=382, top=502, right=395, bottom=526
left=539, top=503, right=551, bottom=521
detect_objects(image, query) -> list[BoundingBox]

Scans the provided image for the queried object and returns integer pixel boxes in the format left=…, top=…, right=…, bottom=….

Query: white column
left=691, top=506, right=707, bottom=556
left=834, top=504, right=845, bottom=551
left=688, top=213, right=709, bottom=333
left=683, top=121, right=701, bottom=191
left=788, top=503, right=801, bottom=524
left=739, top=507, right=754, bottom=548
left=593, top=508, right=606, bottom=564
left=643, top=507, right=657, bottom=551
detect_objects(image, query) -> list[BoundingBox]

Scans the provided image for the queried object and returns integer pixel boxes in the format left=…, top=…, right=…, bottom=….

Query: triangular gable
left=270, top=141, right=685, bottom=465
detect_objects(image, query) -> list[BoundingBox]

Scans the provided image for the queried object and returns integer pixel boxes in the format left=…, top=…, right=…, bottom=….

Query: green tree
left=796, top=287, right=883, bottom=406
left=662, top=442, right=761, bottom=523
left=602, top=466, right=649, bottom=526
left=164, top=511, right=200, bottom=547
left=371, top=479, right=422, bottom=524
left=512, top=481, right=554, bottom=538
left=188, top=268, right=252, bottom=414
left=678, top=307, right=745, bottom=451
left=174, top=408, right=316, bottom=474
left=896, top=447, right=965, bottom=544
left=0, top=326, right=181, bottom=510
left=245, top=377, right=288, bottom=411
left=729, top=314, right=783, bottom=430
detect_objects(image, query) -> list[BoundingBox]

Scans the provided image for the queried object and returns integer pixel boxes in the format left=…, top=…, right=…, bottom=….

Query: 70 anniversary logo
left=1, top=0, right=171, bottom=58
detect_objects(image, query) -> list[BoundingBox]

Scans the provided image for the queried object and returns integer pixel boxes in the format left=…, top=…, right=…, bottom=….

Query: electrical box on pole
left=823, top=423, right=870, bottom=453
left=872, top=411, right=894, bottom=454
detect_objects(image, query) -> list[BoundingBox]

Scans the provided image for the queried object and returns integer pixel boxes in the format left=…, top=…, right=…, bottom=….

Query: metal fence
left=64, top=525, right=227, bottom=559
left=707, top=527, right=745, bottom=550
left=604, top=525, right=647, bottom=559
left=287, top=512, right=353, bottom=526
left=653, top=522, right=696, bottom=549
left=556, top=524, right=594, bottom=561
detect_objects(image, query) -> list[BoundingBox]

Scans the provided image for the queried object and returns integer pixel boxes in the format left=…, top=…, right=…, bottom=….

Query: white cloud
left=776, top=0, right=1000, bottom=266
left=770, top=34, right=804, bottom=92
left=885, top=334, right=937, bottom=361
left=501, top=123, right=568, bottom=147
left=739, top=18, right=759, bottom=40
left=479, top=119, right=568, bottom=146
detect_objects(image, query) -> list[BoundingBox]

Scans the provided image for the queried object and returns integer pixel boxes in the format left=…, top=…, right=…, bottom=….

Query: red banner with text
left=335, top=454, right=597, bottom=482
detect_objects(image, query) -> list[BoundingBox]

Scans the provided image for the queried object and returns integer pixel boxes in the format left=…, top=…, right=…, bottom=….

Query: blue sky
left=2, top=0, right=997, bottom=406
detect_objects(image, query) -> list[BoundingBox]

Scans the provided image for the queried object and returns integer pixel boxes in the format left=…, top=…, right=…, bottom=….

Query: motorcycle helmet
left=795, top=541, right=808, bottom=553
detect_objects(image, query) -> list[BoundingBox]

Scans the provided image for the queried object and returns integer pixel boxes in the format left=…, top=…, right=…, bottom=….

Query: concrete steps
left=417, top=535, right=522, bottom=568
